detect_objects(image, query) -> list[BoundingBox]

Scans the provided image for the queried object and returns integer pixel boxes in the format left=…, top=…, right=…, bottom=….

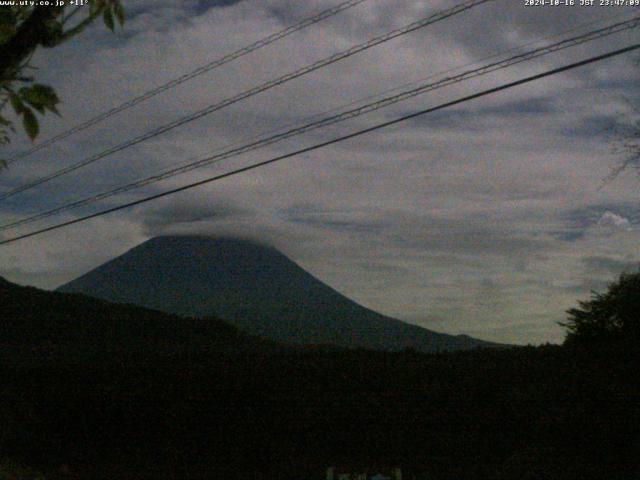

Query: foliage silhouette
left=0, top=458, right=45, bottom=480
left=1, top=276, right=639, bottom=479
left=561, top=271, right=640, bottom=345
left=0, top=0, right=124, bottom=149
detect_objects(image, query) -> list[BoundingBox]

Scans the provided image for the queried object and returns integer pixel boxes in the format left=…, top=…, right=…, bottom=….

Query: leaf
left=103, top=8, right=114, bottom=31
left=22, top=108, right=39, bottom=141
left=20, top=84, right=60, bottom=109
left=0, top=7, right=16, bottom=29
left=0, top=114, right=13, bottom=128
left=9, top=93, right=24, bottom=114
left=0, top=24, right=16, bottom=44
left=91, top=0, right=110, bottom=17
left=29, top=103, right=45, bottom=114
left=114, top=2, right=125, bottom=26
left=41, top=19, right=64, bottom=47
left=46, top=103, right=61, bottom=116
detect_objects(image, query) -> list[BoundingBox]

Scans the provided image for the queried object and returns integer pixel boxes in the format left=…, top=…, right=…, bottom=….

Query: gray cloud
left=2, top=0, right=640, bottom=345
left=583, top=255, right=639, bottom=275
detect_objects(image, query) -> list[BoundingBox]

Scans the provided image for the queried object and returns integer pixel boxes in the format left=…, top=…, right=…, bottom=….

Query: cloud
left=596, top=211, right=632, bottom=231
left=583, top=255, right=638, bottom=276
left=142, top=200, right=245, bottom=232
left=2, top=0, right=640, bottom=345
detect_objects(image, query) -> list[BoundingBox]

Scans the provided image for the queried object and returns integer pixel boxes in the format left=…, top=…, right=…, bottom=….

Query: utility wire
left=0, top=0, right=492, bottom=201
left=2, top=15, right=638, bottom=232
left=1, top=43, right=637, bottom=247
left=5, top=0, right=371, bottom=165
left=43, top=9, right=640, bottom=177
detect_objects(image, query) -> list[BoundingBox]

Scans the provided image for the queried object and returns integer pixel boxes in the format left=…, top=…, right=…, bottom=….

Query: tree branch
left=56, top=10, right=102, bottom=45
left=0, top=6, right=64, bottom=81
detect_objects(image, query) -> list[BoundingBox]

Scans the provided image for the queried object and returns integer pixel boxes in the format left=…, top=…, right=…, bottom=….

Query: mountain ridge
left=0, top=274, right=281, bottom=361
left=58, top=235, right=499, bottom=352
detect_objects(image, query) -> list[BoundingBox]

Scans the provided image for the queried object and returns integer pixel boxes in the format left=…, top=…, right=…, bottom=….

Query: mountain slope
left=0, top=275, right=277, bottom=361
left=58, top=236, right=495, bottom=352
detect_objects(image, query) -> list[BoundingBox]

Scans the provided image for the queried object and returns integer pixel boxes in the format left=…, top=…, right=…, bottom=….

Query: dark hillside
left=0, top=275, right=278, bottom=363
left=58, top=236, right=499, bottom=352
left=1, top=277, right=638, bottom=479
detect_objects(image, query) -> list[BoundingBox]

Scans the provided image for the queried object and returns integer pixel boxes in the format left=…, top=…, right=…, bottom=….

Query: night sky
left=1, top=0, right=639, bottom=344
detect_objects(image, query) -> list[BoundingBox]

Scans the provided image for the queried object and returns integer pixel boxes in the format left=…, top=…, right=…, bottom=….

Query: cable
left=3, top=15, right=637, bottom=230
left=3, top=15, right=638, bottom=231
left=0, top=0, right=493, bottom=201
left=1, top=43, right=637, bottom=247
left=5, top=0, right=371, bottom=165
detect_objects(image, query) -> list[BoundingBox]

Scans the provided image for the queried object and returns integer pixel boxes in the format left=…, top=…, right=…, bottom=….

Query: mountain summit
left=58, top=236, right=494, bottom=351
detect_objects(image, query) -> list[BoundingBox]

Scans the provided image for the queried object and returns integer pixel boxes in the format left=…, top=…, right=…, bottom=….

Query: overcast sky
left=1, top=0, right=639, bottom=344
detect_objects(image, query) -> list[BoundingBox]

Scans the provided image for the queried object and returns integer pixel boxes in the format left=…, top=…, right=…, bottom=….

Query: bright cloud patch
left=596, top=211, right=632, bottom=231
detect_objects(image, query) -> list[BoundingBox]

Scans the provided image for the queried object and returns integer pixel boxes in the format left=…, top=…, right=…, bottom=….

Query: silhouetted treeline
left=1, top=278, right=639, bottom=479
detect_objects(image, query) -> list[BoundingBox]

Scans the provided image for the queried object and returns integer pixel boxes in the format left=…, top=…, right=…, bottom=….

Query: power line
left=5, top=0, right=371, bottom=165
left=0, top=0, right=493, bottom=201
left=3, top=15, right=638, bottom=232
left=1, top=42, right=637, bottom=247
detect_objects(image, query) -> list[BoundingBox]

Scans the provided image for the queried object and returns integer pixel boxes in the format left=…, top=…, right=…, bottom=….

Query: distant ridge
left=0, top=275, right=278, bottom=361
left=58, top=236, right=498, bottom=352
